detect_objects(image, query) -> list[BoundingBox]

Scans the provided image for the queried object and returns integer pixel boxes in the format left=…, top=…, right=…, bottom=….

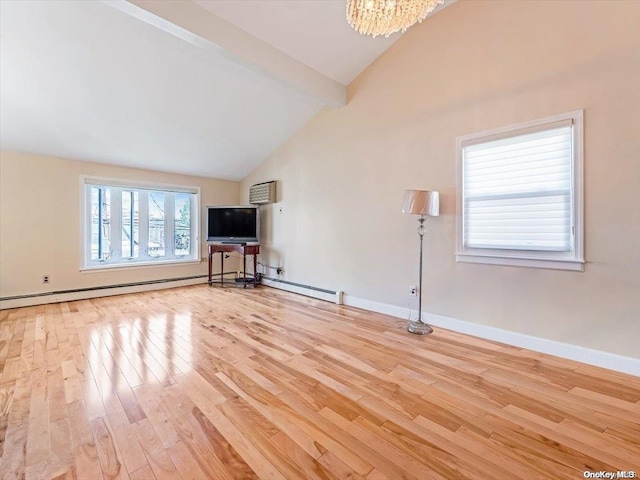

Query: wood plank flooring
left=0, top=284, right=638, bottom=479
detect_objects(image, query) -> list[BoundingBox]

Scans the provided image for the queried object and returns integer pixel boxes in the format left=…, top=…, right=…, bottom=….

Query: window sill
left=80, top=258, right=201, bottom=273
left=456, top=253, right=585, bottom=272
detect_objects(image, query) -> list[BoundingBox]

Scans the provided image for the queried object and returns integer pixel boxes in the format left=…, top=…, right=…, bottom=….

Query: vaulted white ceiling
left=0, top=0, right=450, bottom=180
left=194, top=0, right=401, bottom=85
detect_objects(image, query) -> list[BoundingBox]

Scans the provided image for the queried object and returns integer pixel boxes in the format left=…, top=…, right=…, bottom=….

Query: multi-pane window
left=456, top=111, right=584, bottom=271
left=83, top=178, right=199, bottom=269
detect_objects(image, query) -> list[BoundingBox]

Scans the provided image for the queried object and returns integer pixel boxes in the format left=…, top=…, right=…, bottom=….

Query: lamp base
left=407, top=320, right=433, bottom=335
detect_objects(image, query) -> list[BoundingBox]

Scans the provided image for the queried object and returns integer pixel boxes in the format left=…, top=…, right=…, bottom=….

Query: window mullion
left=465, top=188, right=570, bottom=203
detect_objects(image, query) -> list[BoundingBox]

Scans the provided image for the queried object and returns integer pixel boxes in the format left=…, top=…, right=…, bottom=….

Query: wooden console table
left=208, top=244, right=260, bottom=288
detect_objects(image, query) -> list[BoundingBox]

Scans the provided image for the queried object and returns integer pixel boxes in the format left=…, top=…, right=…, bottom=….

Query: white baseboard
left=342, top=294, right=639, bottom=376
left=343, top=295, right=409, bottom=319
left=0, top=277, right=208, bottom=309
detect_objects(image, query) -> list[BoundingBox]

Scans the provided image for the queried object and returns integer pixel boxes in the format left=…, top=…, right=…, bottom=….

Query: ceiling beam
left=105, top=0, right=347, bottom=107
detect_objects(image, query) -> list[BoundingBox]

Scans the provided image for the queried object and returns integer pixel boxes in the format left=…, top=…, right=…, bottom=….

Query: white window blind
left=463, top=125, right=573, bottom=252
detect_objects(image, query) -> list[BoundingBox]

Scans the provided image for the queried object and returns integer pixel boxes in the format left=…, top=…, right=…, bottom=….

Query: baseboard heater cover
left=0, top=275, right=210, bottom=301
left=0, top=271, right=234, bottom=309
left=261, top=276, right=343, bottom=304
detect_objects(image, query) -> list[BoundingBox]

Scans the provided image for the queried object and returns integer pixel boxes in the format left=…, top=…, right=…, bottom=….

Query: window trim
left=79, top=175, right=201, bottom=271
left=455, top=110, right=584, bottom=272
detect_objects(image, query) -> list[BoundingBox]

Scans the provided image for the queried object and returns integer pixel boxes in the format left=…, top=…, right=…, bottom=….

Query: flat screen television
left=206, top=206, right=259, bottom=243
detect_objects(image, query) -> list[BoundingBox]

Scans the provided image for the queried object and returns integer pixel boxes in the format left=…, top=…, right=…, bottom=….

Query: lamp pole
left=417, top=216, right=425, bottom=323
left=408, top=215, right=433, bottom=334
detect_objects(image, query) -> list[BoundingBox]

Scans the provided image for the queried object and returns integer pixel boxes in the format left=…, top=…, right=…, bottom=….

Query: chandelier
left=347, top=0, right=444, bottom=38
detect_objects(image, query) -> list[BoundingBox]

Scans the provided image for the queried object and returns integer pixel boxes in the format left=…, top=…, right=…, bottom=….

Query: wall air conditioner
left=249, top=181, right=277, bottom=204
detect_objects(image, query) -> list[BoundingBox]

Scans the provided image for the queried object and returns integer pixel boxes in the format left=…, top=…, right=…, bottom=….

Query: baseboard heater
left=0, top=271, right=237, bottom=304
left=261, top=276, right=343, bottom=304
left=1, top=273, right=344, bottom=308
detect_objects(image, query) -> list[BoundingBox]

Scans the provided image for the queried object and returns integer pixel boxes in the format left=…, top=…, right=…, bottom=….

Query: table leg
left=253, top=254, right=258, bottom=286
left=208, top=249, right=212, bottom=286
left=243, top=251, right=247, bottom=289
left=221, top=251, right=224, bottom=287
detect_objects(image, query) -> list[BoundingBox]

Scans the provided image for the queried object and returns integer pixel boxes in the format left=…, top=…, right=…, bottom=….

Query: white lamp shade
left=402, top=190, right=440, bottom=216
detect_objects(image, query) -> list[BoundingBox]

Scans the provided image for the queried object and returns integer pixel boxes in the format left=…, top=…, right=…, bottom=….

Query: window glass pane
left=175, top=193, right=191, bottom=256
left=148, top=192, right=165, bottom=257
left=121, top=191, right=139, bottom=258
left=90, top=186, right=111, bottom=261
left=90, top=187, right=99, bottom=260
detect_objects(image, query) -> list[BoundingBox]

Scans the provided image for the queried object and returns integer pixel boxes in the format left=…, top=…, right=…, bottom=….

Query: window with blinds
left=456, top=111, right=584, bottom=271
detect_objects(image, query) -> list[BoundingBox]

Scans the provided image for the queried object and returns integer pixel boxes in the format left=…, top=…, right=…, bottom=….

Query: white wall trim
left=343, top=294, right=409, bottom=319
left=0, top=277, right=208, bottom=309
left=456, top=254, right=585, bottom=272
left=342, top=294, right=639, bottom=376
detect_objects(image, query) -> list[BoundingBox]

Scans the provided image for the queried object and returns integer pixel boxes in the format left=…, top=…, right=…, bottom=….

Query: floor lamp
left=402, top=189, right=440, bottom=335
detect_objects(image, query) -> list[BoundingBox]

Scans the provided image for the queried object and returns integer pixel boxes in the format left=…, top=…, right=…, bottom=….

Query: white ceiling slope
left=194, top=0, right=402, bottom=85
left=0, top=0, right=452, bottom=180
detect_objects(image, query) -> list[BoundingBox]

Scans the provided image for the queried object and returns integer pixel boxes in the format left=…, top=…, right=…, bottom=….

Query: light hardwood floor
left=0, top=285, right=638, bottom=480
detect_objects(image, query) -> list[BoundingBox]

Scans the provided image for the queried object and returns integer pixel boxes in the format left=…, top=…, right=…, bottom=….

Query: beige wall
left=0, top=151, right=240, bottom=297
left=242, top=0, right=640, bottom=358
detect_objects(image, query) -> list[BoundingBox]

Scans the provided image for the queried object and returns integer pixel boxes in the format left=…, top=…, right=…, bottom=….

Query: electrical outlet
left=43, top=275, right=50, bottom=284
left=409, top=285, right=417, bottom=296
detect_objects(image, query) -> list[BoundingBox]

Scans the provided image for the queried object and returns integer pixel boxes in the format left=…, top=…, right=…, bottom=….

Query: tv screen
left=206, top=206, right=259, bottom=243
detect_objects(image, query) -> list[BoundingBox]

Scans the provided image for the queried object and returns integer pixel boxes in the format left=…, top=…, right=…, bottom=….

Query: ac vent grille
left=249, top=181, right=276, bottom=204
